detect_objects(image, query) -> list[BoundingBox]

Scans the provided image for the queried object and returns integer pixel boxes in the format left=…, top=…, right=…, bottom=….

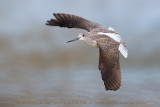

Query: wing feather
left=97, top=38, right=121, bottom=91
left=46, top=13, right=102, bottom=31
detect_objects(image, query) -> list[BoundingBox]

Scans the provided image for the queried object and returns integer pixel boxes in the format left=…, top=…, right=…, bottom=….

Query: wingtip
left=103, top=81, right=121, bottom=91
left=105, top=88, right=119, bottom=91
left=45, top=20, right=51, bottom=25
left=53, top=13, right=64, bottom=16
left=53, top=13, right=57, bottom=16
left=45, top=23, right=49, bottom=25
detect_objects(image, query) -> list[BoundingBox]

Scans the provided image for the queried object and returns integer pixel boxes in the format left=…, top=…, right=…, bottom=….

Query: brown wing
left=46, top=13, right=102, bottom=31
left=97, top=38, right=121, bottom=91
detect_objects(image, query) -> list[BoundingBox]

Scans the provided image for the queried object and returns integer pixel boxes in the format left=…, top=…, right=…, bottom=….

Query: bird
left=46, top=13, right=128, bottom=91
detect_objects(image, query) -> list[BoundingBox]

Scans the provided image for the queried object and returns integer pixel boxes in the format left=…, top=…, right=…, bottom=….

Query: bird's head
left=67, top=32, right=92, bottom=43
left=78, top=33, right=85, bottom=41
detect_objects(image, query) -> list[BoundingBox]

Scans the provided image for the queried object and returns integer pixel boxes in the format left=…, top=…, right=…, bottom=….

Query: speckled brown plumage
left=46, top=13, right=126, bottom=91
left=96, top=37, right=121, bottom=91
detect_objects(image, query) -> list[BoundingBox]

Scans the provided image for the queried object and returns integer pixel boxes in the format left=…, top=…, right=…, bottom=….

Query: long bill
left=67, top=38, right=79, bottom=43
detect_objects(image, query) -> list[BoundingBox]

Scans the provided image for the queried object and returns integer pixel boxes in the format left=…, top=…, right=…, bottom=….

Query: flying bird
left=46, top=13, right=128, bottom=91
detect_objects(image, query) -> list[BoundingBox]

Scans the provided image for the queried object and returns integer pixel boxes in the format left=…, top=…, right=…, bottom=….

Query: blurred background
left=0, top=0, right=160, bottom=107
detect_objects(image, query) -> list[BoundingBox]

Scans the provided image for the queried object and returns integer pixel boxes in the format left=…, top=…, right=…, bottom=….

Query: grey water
left=0, top=64, right=159, bottom=107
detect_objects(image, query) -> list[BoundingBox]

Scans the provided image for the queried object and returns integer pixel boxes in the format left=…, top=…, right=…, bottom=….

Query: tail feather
left=118, top=43, right=128, bottom=58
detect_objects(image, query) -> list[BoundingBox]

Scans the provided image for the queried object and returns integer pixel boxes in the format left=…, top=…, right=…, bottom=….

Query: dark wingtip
left=103, top=81, right=120, bottom=91
left=45, top=23, right=49, bottom=25
left=53, top=13, right=56, bottom=16
left=45, top=20, right=50, bottom=25
left=53, top=13, right=61, bottom=17
left=105, top=88, right=119, bottom=91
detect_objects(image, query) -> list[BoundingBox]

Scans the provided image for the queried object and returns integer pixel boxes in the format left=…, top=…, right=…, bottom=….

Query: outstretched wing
left=97, top=38, right=121, bottom=91
left=46, top=13, right=102, bottom=31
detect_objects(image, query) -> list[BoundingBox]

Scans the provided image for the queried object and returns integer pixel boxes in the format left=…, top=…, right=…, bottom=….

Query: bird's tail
left=118, top=43, right=128, bottom=58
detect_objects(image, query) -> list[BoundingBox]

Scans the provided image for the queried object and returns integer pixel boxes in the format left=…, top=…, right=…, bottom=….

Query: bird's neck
left=82, top=39, right=98, bottom=48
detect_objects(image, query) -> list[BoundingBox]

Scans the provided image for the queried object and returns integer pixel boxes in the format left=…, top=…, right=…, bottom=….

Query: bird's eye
left=82, top=34, right=84, bottom=37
